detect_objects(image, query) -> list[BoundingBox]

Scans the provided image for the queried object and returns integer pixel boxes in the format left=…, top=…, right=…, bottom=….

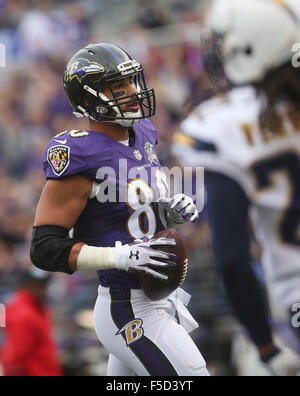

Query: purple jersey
left=43, top=119, right=167, bottom=289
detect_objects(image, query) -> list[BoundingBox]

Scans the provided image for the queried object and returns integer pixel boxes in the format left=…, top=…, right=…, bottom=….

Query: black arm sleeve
left=205, top=171, right=273, bottom=348
left=30, top=225, right=77, bottom=274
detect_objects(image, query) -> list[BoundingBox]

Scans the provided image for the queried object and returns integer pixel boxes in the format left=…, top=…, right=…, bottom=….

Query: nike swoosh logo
left=54, top=139, right=67, bottom=144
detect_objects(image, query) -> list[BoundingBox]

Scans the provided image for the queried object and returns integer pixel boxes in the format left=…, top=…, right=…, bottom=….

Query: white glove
left=159, top=194, right=199, bottom=229
left=115, top=238, right=177, bottom=281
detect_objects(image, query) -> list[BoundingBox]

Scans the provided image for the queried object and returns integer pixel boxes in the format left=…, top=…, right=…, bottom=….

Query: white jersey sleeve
left=172, top=86, right=259, bottom=195
left=172, top=86, right=300, bottom=310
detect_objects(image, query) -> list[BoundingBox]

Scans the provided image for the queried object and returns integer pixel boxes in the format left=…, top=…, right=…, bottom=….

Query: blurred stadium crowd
left=0, top=0, right=238, bottom=376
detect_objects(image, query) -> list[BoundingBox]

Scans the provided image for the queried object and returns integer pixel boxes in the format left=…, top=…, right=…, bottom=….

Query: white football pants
left=94, top=286, right=210, bottom=376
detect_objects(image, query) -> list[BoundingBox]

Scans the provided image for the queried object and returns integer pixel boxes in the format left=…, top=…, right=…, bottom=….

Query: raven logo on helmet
left=64, top=58, right=105, bottom=84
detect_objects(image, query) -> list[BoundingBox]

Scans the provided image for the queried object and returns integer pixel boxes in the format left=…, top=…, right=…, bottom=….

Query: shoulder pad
left=43, top=130, right=111, bottom=179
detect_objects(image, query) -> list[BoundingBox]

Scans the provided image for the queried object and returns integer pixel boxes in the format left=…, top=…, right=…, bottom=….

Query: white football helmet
left=210, top=0, right=300, bottom=85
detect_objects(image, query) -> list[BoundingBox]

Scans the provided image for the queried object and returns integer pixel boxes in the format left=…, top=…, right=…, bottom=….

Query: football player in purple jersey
left=30, top=43, right=209, bottom=376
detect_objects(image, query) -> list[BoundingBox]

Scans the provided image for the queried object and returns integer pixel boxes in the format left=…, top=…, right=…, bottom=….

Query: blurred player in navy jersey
left=30, top=43, right=209, bottom=376
left=173, top=0, right=300, bottom=376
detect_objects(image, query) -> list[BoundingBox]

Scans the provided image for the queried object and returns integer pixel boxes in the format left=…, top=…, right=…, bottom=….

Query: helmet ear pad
left=83, top=84, right=118, bottom=121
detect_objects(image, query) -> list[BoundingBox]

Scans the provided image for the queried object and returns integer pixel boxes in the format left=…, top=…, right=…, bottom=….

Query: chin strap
left=113, top=117, right=140, bottom=128
left=74, top=106, right=97, bottom=121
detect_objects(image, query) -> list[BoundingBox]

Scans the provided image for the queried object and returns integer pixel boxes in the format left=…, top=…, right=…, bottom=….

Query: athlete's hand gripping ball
left=117, top=238, right=177, bottom=281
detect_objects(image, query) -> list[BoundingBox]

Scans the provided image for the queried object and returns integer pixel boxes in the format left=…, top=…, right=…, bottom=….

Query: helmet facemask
left=80, top=60, right=156, bottom=127
left=201, top=30, right=230, bottom=92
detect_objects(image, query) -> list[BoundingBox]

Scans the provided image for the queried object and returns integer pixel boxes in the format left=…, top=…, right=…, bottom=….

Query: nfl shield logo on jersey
left=134, top=150, right=142, bottom=161
left=47, top=145, right=70, bottom=176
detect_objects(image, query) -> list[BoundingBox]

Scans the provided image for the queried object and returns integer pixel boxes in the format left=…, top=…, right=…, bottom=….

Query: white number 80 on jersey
left=127, top=171, right=168, bottom=239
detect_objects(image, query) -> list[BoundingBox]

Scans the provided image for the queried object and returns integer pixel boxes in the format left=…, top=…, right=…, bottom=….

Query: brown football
left=139, top=229, right=188, bottom=301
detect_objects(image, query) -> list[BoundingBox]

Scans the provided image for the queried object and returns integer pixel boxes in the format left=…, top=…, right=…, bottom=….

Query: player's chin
left=125, top=109, right=140, bottom=115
